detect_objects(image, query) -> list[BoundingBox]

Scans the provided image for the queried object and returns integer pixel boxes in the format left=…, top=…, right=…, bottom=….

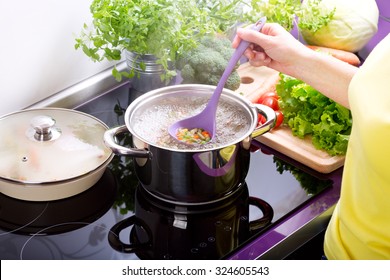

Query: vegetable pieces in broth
left=176, top=128, right=211, bottom=145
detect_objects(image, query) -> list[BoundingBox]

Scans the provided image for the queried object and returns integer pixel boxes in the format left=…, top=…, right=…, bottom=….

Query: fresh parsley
left=75, top=0, right=247, bottom=82
left=246, top=0, right=334, bottom=33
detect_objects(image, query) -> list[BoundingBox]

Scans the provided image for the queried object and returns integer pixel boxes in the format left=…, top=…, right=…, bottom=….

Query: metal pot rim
left=124, top=84, right=258, bottom=152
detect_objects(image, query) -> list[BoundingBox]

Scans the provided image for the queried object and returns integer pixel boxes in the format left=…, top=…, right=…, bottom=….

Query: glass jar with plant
left=75, top=0, right=248, bottom=85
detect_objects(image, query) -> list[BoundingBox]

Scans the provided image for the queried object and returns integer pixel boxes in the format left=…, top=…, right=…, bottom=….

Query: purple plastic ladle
left=168, top=17, right=267, bottom=143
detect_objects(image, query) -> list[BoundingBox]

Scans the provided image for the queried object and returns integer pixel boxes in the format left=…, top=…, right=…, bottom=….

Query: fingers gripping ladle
left=168, top=17, right=267, bottom=144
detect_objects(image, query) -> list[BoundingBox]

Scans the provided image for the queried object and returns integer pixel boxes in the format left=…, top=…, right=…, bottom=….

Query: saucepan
left=0, top=108, right=114, bottom=201
left=104, top=84, right=275, bottom=205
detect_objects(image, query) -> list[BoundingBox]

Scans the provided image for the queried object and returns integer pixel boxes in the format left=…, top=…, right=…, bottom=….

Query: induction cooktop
left=0, top=83, right=339, bottom=260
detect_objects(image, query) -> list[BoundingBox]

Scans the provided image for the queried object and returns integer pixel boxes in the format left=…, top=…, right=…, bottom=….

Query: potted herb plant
left=75, top=0, right=247, bottom=90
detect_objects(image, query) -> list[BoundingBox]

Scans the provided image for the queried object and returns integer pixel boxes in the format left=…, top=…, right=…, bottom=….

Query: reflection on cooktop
left=109, top=184, right=273, bottom=260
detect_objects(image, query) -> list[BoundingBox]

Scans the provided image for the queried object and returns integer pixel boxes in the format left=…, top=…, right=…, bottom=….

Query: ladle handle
left=234, top=17, right=267, bottom=58
left=207, top=17, right=267, bottom=111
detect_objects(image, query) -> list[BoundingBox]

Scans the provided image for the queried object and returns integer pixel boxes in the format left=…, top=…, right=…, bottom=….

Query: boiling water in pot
left=132, top=95, right=252, bottom=150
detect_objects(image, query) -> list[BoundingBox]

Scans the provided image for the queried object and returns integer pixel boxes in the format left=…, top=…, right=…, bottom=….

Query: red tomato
left=257, top=91, right=279, bottom=104
left=261, top=96, right=279, bottom=111
left=274, top=110, right=284, bottom=128
left=257, top=113, right=266, bottom=125
left=259, top=110, right=284, bottom=128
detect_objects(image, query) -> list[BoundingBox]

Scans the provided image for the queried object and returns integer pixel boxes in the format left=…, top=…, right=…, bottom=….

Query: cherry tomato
left=261, top=96, right=279, bottom=111
left=257, top=113, right=266, bottom=125
left=274, top=110, right=284, bottom=128
left=257, top=91, right=279, bottom=104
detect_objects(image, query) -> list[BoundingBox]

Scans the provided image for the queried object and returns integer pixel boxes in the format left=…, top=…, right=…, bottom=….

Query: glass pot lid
left=0, top=108, right=113, bottom=184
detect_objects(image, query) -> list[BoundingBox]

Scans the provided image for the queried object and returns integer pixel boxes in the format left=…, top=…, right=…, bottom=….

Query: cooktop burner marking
left=208, top=237, right=216, bottom=242
left=0, top=203, right=48, bottom=236
left=19, top=222, right=112, bottom=260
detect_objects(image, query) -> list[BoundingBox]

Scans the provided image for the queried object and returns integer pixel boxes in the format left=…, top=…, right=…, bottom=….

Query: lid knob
left=30, top=115, right=61, bottom=141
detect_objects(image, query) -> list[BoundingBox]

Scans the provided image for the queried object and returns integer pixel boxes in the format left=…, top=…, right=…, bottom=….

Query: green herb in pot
left=75, top=0, right=248, bottom=82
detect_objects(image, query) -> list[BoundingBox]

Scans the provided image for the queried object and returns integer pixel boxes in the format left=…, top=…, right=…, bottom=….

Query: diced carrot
left=176, top=127, right=211, bottom=144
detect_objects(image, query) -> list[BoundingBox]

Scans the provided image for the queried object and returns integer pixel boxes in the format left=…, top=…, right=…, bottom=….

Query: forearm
left=284, top=50, right=358, bottom=109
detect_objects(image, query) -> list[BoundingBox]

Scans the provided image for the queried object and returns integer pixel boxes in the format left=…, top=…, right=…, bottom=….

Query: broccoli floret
left=177, top=35, right=241, bottom=91
left=225, top=71, right=241, bottom=91
left=180, top=64, right=196, bottom=83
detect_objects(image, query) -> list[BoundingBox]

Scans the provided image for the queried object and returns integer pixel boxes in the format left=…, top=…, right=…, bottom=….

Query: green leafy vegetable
left=276, top=73, right=352, bottom=156
left=246, top=0, right=334, bottom=32
left=75, top=0, right=248, bottom=82
left=300, top=0, right=379, bottom=52
left=247, top=0, right=378, bottom=52
left=176, top=35, right=241, bottom=90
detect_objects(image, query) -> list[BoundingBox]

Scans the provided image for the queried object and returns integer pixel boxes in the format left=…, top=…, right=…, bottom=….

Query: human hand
left=232, top=23, right=309, bottom=75
left=232, top=22, right=357, bottom=109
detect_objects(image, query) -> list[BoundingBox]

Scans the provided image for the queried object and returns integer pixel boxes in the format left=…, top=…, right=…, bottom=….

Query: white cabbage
left=300, top=0, right=379, bottom=52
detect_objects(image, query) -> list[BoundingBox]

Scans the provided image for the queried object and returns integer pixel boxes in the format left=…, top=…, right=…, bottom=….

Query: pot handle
left=104, top=125, right=150, bottom=158
left=248, top=196, right=274, bottom=232
left=251, top=104, right=276, bottom=138
left=108, top=215, right=152, bottom=253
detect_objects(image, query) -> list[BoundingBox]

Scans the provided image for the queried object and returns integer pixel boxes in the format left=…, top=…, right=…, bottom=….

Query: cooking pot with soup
left=104, top=84, right=275, bottom=205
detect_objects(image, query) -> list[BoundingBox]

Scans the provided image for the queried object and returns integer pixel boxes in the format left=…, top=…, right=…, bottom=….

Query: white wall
left=0, top=0, right=118, bottom=116
left=1, top=1, right=388, bottom=117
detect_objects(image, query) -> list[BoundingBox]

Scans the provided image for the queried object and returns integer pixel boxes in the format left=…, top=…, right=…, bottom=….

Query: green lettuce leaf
left=276, top=73, right=352, bottom=156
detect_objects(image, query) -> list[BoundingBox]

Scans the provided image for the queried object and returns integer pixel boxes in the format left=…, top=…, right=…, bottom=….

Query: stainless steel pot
left=0, top=108, right=114, bottom=201
left=104, top=84, right=275, bottom=205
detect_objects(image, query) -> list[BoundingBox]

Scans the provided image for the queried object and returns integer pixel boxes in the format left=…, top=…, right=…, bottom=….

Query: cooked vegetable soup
left=132, top=95, right=252, bottom=150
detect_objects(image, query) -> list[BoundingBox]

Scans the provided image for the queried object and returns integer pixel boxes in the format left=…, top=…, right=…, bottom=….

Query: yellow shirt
left=324, top=34, right=390, bottom=259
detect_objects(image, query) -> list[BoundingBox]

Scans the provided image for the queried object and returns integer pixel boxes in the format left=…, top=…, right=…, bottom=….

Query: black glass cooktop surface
left=0, top=83, right=336, bottom=260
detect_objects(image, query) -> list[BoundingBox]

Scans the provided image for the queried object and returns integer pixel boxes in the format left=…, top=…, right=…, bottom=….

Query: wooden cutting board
left=236, top=62, right=345, bottom=173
